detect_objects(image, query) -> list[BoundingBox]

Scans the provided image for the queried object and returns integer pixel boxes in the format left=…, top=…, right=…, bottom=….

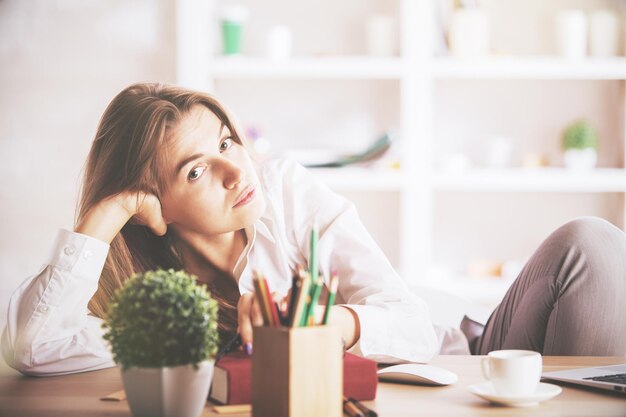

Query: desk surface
left=1, top=356, right=625, bottom=417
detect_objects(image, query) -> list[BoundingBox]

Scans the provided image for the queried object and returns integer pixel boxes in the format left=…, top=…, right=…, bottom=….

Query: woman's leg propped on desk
left=474, top=216, right=626, bottom=356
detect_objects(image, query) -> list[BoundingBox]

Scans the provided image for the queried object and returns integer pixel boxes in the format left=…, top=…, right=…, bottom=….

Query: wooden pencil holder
left=252, top=326, right=343, bottom=417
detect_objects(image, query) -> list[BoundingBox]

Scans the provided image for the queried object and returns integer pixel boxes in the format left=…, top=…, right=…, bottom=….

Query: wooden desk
left=1, top=356, right=625, bottom=416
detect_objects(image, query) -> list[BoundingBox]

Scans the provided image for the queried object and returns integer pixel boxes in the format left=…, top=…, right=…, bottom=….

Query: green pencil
left=322, top=272, right=338, bottom=325
left=302, top=223, right=320, bottom=326
left=309, top=223, right=318, bottom=286
left=307, top=275, right=323, bottom=326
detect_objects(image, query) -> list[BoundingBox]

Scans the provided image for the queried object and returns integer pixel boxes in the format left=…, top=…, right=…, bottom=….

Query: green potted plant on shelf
left=102, top=269, right=219, bottom=417
left=562, top=120, right=599, bottom=170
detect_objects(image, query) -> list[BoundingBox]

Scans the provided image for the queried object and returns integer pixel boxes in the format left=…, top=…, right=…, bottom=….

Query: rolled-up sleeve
left=319, top=204, right=439, bottom=363
left=1, top=229, right=115, bottom=376
left=269, top=159, right=439, bottom=364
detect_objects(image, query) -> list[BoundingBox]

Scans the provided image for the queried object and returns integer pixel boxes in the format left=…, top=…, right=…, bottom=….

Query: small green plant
left=562, top=120, right=599, bottom=151
left=102, top=269, right=219, bottom=370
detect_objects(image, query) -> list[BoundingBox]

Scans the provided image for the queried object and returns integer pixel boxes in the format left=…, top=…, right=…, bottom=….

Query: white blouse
left=2, top=158, right=466, bottom=376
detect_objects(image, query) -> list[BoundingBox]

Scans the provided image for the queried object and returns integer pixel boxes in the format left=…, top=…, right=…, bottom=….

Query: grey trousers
left=461, top=217, right=626, bottom=356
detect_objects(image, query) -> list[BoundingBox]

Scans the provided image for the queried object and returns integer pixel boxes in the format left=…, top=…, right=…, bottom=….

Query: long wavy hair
left=77, top=83, right=243, bottom=347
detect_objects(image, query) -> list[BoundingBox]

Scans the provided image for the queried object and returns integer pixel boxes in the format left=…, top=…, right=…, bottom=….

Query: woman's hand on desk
left=237, top=291, right=291, bottom=353
left=237, top=291, right=361, bottom=354
left=75, top=191, right=167, bottom=244
left=237, top=292, right=265, bottom=354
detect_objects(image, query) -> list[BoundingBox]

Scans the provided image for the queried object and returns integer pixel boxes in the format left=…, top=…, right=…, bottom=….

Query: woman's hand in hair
left=75, top=191, right=167, bottom=244
left=122, top=192, right=168, bottom=237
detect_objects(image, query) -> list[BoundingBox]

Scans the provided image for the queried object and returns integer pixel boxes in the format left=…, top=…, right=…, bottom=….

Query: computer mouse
left=377, top=363, right=458, bottom=386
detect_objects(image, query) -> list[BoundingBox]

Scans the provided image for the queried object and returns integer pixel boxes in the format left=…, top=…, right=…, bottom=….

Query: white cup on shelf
left=486, top=137, right=513, bottom=169
left=448, top=9, right=490, bottom=58
left=481, top=350, right=542, bottom=396
left=555, top=9, right=588, bottom=60
left=266, top=25, right=292, bottom=61
left=589, top=10, right=619, bottom=57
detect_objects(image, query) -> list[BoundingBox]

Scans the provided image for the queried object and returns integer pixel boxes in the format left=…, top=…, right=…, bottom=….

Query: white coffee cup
left=481, top=350, right=542, bottom=396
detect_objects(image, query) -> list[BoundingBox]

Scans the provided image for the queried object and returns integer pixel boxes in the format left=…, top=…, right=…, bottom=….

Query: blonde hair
left=77, top=83, right=242, bottom=344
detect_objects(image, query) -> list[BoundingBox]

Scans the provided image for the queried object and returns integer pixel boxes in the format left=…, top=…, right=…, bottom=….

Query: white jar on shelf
left=555, top=9, right=588, bottom=60
left=365, top=14, right=396, bottom=57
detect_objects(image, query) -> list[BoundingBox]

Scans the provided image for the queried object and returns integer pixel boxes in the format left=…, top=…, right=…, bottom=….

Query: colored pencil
left=304, top=223, right=325, bottom=325
left=260, top=275, right=279, bottom=327
left=291, top=274, right=311, bottom=327
left=309, top=222, right=318, bottom=285
left=286, top=271, right=301, bottom=324
left=343, top=397, right=365, bottom=417
left=345, top=397, right=377, bottom=417
left=306, top=274, right=323, bottom=326
left=322, top=272, right=338, bottom=325
left=252, top=271, right=273, bottom=326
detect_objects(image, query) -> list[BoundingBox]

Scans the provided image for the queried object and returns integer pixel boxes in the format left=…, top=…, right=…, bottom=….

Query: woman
left=2, top=83, right=625, bottom=376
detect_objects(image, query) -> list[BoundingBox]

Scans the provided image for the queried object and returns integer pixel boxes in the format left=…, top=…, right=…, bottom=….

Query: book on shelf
left=305, top=133, right=392, bottom=168
left=209, top=351, right=378, bottom=405
left=284, top=133, right=393, bottom=169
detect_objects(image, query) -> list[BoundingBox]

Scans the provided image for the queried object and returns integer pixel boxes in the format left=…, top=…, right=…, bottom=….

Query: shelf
left=210, top=56, right=626, bottom=80
left=210, top=56, right=404, bottom=79
left=309, top=167, right=405, bottom=191
left=432, top=56, right=626, bottom=80
left=211, top=56, right=626, bottom=80
left=432, top=168, right=626, bottom=192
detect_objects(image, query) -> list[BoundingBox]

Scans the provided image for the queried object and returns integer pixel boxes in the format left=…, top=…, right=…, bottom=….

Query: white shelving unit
left=433, top=168, right=626, bottom=192
left=433, top=56, right=626, bottom=80
left=311, top=168, right=405, bottom=191
left=176, top=0, right=626, bottom=300
left=210, top=56, right=404, bottom=79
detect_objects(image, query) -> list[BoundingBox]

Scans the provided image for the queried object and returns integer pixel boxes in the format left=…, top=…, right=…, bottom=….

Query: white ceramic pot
left=563, top=148, right=597, bottom=170
left=121, top=360, right=214, bottom=417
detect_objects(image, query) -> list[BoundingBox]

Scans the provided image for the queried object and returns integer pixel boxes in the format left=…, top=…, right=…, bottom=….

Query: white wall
left=0, top=0, right=176, bottom=332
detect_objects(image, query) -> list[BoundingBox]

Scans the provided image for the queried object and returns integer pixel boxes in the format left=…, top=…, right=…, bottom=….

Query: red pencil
left=260, top=276, right=280, bottom=327
left=252, top=271, right=272, bottom=326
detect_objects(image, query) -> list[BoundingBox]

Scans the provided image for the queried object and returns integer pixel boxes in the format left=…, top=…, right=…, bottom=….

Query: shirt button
left=63, top=246, right=75, bottom=256
left=38, top=305, right=49, bottom=313
left=83, top=250, right=93, bottom=260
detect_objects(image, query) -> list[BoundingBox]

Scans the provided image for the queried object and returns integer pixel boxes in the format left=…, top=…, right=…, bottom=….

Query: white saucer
left=468, top=382, right=562, bottom=407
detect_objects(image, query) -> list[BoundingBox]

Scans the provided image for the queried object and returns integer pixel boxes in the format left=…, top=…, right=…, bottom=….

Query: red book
left=209, top=352, right=378, bottom=405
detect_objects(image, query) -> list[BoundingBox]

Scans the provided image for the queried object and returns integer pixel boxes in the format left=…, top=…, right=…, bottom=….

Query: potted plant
left=562, top=120, right=599, bottom=170
left=102, top=269, right=219, bottom=417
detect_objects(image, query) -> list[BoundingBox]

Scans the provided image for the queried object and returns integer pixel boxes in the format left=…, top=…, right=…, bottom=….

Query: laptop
left=542, top=364, right=626, bottom=395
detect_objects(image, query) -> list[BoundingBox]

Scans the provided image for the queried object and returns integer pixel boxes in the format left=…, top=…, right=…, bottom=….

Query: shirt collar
left=230, top=217, right=276, bottom=280
left=232, top=224, right=255, bottom=279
